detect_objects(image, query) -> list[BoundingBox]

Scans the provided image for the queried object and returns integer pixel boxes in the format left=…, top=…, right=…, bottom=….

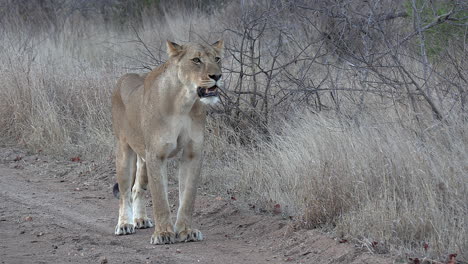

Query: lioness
left=111, top=40, right=223, bottom=244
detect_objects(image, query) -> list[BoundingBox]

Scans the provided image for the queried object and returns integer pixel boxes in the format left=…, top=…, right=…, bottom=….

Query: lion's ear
left=166, top=41, right=183, bottom=57
left=212, top=40, right=224, bottom=56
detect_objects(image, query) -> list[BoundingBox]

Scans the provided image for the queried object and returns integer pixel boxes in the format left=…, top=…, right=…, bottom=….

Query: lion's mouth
left=197, top=86, right=219, bottom=98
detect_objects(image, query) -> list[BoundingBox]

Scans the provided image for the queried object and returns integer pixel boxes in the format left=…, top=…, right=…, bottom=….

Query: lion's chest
left=164, top=115, right=202, bottom=159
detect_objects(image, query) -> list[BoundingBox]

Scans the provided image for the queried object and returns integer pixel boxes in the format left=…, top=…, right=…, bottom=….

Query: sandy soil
left=0, top=147, right=394, bottom=264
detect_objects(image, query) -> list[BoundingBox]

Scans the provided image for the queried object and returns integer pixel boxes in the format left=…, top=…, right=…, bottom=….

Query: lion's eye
left=215, top=57, right=221, bottom=63
left=192, top=58, right=201, bottom=64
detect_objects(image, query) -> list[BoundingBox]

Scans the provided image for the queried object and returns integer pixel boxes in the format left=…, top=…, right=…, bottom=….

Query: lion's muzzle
left=197, top=86, right=219, bottom=98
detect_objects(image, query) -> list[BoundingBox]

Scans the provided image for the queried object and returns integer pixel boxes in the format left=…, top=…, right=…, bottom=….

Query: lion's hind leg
left=115, top=142, right=137, bottom=235
left=132, top=155, right=154, bottom=229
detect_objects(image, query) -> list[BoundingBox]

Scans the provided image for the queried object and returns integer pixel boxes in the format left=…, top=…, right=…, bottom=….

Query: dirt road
left=0, top=148, right=392, bottom=264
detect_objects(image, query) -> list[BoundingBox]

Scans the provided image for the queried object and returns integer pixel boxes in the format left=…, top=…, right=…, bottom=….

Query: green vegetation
left=405, top=0, right=468, bottom=57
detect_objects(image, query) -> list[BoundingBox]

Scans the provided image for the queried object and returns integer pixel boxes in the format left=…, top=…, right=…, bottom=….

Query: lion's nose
left=209, top=74, right=222, bottom=81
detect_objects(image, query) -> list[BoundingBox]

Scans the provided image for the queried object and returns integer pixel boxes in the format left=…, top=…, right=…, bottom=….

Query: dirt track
left=0, top=148, right=393, bottom=264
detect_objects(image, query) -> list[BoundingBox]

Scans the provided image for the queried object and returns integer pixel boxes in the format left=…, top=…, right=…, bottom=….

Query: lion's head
left=166, top=40, right=224, bottom=105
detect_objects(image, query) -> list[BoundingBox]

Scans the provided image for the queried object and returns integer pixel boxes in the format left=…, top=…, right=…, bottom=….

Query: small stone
left=176, top=249, right=181, bottom=253
left=99, top=257, right=108, bottom=264
left=24, top=216, right=33, bottom=221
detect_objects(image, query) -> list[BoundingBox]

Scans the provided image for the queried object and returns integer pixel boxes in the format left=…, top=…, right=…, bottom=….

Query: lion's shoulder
left=144, top=62, right=171, bottom=91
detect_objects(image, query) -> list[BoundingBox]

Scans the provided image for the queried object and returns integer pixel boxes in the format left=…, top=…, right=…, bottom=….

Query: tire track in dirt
left=0, top=165, right=281, bottom=264
left=0, top=166, right=176, bottom=263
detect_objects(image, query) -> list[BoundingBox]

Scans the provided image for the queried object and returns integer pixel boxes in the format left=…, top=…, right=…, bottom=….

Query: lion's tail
left=112, top=183, right=120, bottom=199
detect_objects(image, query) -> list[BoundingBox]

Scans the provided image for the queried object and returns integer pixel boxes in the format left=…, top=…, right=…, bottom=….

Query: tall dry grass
left=0, top=1, right=466, bottom=262
left=0, top=38, right=117, bottom=155
left=203, top=112, right=467, bottom=260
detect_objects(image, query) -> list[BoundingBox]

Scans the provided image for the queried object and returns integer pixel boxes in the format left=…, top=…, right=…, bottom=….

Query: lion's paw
left=176, top=229, right=203, bottom=243
left=135, top=218, right=154, bottom=229
left=150, top=231, right=176, bottom=245
left=115, top=223, right=135, bottom=235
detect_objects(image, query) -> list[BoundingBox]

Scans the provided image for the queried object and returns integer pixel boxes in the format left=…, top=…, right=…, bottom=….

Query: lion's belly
left=121, top=114, right=146, bottom=157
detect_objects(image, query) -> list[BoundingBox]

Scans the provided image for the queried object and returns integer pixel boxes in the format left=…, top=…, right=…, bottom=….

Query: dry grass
left=0, top=40, right=117, bottom=155
left=0, top=2, right=466, bottom=262
left=203, top=112, right=467, bottom=260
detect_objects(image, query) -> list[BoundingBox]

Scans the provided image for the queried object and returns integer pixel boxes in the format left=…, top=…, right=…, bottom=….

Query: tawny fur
left=111, top=40, right=223, bottom=244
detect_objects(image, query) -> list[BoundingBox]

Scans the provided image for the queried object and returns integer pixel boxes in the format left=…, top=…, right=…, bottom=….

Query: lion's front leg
left=175, top=146, right=204, bottom=242
left=147, top=152, right=175, bottom=244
